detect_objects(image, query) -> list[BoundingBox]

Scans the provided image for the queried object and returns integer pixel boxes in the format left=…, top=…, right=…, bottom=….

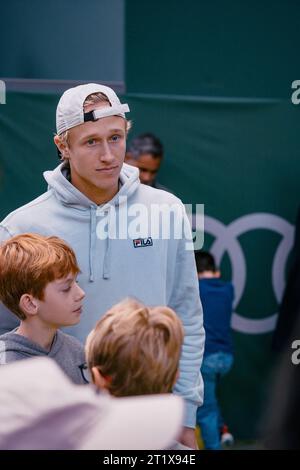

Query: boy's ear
left=84, top=329, right=94, bottom=359
left=91, top=366, right=111, bottom=391
left=214, top=270, right=221, bottom=278
left=19, top=294, right=39, bottom=317
left=53, top=135, right=70, bottom=160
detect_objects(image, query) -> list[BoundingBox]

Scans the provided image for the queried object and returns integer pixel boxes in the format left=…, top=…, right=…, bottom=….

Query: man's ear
left=54, top=135, right=70, bottom=160
left=19, top=294, right=39, bottom=317
left=91, top=366, right=111, bottom=391
left=214, top=270, right=221, bottom=278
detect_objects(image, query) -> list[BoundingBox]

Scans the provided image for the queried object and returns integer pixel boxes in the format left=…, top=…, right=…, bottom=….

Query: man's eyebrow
left=79, top=129, right=125, bottom=142
left=109, top=128, right=125, bottom=133
left=79, top=133, right=99, bottom=141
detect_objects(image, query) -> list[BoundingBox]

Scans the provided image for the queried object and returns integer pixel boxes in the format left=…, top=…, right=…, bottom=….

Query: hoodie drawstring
left=94, top=206, right=113, bottom=280
left=89, top=206, right=97, bottom=282
left=103, top=231, right=111, bottom=280
left=102, top=207, right=113, bottom=280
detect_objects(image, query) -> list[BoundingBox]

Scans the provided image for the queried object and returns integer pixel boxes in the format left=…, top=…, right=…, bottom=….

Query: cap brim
left=80, top=394, right=184, bottom=450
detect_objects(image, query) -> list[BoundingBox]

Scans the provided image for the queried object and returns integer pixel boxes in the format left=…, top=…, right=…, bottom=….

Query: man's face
left=126, top=153, right=162, bottom=186
left=36, top=274, right=85, bottom=328
left=64, top=105, right=127, bottom=202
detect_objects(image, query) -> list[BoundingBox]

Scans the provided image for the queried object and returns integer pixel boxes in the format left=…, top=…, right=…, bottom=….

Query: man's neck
left=71, top=174, right=119, bottom=206
left=17, top=321, right=57, bottom=352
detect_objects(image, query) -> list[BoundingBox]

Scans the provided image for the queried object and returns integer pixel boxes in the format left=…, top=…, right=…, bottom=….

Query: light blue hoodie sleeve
left=168, top=208, right=205, bottom=428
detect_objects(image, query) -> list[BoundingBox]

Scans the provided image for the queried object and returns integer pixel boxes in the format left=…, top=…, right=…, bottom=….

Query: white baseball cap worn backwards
left=56, top=83, right=130, bottom=135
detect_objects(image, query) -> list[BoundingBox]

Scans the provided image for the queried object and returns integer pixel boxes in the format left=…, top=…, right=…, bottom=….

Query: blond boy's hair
left=86, top=298, right=184, bottom=397
left=0, top=233, right=80, bottom=320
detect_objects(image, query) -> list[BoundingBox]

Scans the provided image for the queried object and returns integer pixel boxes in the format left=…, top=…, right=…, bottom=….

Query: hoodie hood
left=0, top=329, right=63, bottom=358
left=43, top=162, right=140, bottom=281
left=0, top=330, right=86, bottom=385
left=43, top=162, right=140, bottom=209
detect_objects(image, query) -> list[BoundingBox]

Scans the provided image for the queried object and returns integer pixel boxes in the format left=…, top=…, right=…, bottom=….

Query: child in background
left=194, top=250, right=234, bottom=450
left=0, top=233, right=86, bottom=384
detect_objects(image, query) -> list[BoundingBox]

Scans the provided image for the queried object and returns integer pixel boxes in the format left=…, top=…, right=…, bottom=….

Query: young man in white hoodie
left=0, top=83, right=204, bottom=448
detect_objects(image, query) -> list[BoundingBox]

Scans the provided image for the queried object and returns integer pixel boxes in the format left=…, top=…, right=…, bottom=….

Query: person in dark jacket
left=195, top=250, right=234, bottom=450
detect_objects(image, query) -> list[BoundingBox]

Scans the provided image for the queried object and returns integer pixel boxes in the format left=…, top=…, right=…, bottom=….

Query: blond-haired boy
left=86, top=298, right=189, bottom=448
left=86, top=298, right=183, bottom=396
left=0, top=233, right=86, bottom=384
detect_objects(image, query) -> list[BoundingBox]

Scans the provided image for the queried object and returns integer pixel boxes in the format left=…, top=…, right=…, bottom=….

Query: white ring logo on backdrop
left=200, top=213, right=295, bottom=334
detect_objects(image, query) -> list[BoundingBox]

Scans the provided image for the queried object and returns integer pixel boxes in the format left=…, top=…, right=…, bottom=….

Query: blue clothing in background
left=197, top=278, right=234, bottom=449
left=196, top=352, right=233, bottom=449
left=199, top=279, right=234, bottom=356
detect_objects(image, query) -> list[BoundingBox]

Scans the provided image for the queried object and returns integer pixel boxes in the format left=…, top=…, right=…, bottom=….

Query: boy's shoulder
left=0, top=331, right=31, bottom=364
left=0, top=330, right=22, bottom=348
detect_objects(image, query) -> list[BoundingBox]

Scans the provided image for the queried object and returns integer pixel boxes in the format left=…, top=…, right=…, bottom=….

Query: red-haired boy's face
left=35, top=274, right=85, bottom=328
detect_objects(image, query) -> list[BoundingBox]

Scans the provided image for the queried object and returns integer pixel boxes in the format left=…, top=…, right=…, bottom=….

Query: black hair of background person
left=194, top=251, right=216, bottom=274
left=127, top=133, right=164, bottom=160
left=263, top=315, right=300, bottom=449
left=272, top=207, right=300, bottom=353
